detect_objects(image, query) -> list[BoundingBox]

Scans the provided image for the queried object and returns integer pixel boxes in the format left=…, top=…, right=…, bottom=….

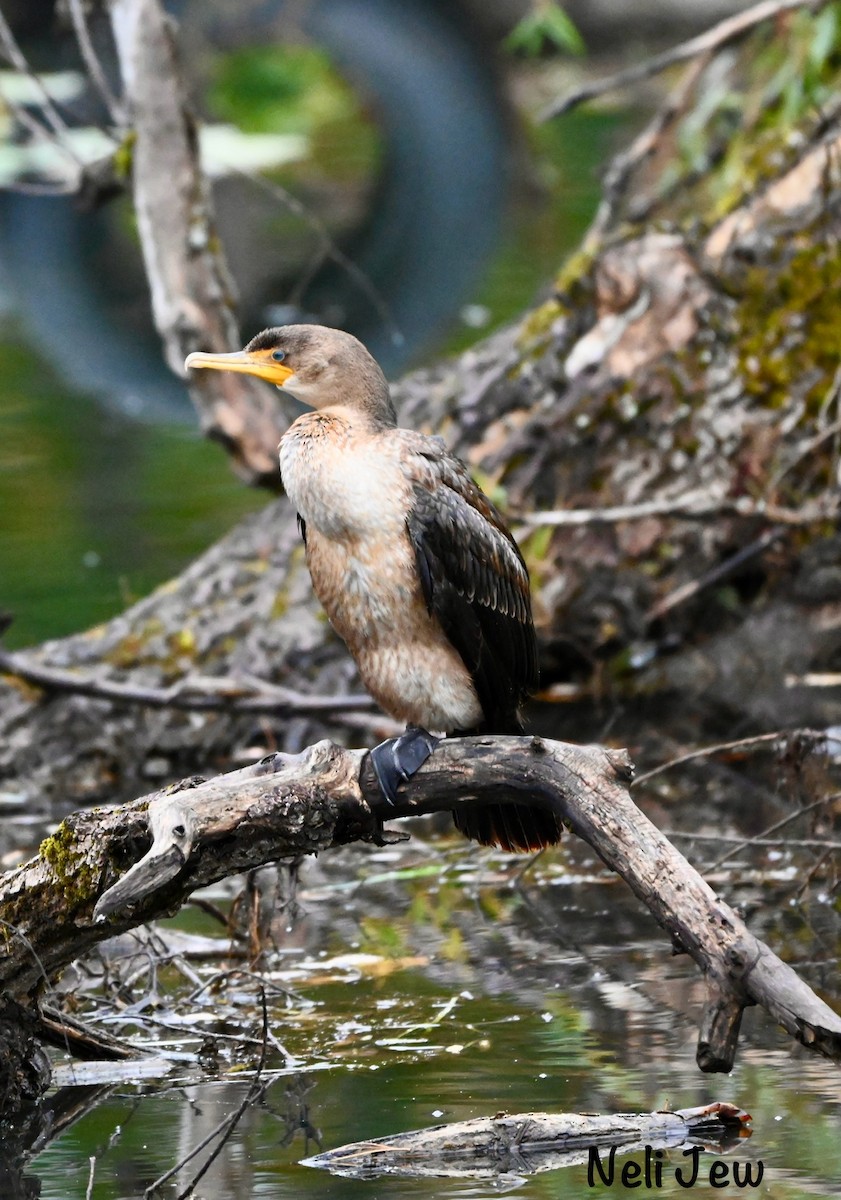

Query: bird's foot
left=369, top=726, right=440, bottom=805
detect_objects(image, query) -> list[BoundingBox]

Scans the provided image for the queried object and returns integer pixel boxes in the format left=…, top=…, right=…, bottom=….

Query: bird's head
left=185, top=324, right=394, bottom=422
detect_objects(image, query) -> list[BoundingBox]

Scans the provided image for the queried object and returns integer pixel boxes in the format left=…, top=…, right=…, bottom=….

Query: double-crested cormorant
left=186, top=325, right=562, bottom=851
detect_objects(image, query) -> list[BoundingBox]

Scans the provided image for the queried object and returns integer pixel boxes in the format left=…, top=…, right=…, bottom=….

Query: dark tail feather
left=452, top=803, right=563, bottom=852
left=450, top=714, right=563, bottom=852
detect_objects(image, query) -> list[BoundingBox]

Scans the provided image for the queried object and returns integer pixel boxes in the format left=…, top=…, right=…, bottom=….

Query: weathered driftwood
left=2, top=737, right=840, bottom=1098
left=108, top=0, right=292, bottom=485
left=302, top=1101, right=752, bottom=1180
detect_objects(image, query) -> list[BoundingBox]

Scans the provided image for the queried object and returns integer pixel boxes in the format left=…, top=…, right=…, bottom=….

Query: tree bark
left=108, top=0, right=294, bottom=484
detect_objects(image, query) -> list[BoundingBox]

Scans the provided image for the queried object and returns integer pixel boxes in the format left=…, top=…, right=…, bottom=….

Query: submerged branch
left=303, top=1102, right=752, bottom=1180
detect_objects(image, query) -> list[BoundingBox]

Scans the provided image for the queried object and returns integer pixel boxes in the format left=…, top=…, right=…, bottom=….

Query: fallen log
left=302, top=1101, right=752, bottom=1181
left=1, top=735, right=839, bottom=1119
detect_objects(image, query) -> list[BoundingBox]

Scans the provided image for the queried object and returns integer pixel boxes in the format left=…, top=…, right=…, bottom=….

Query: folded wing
left=403, top=436, right=561, bottom=852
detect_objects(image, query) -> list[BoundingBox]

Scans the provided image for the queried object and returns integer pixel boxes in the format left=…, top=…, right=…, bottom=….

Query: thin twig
left=143, top=990, right=270, bottom=1199
left=645, top=525, right=784, bottom=622
left=522, top=493, right=837, bottom=527
left=539, top=0, right=827, bottom=121
left=85, top=1157, right=96, bottom=1200
left=583, top=52, right=711, bottom=250
left=665, top=832, right=841, bottom=851
left=632, top=728, right=827, bottom=787
left=175, top=989, right=270, bottom=1200
left=0, top=646, right=375, bottom=716
left=185, top=967, right=303, bottom=1008
left=237, top=169, right=404, bottom=349
left=0, top=176, right=79, bottom=195
left=767, top=414, right=841, bottom=493
left=795, top=847, right=835, bottom=898
left=0, top=89, right=81, bottom=169
left=66, top=0, right=127, bottom=124
left=709, top=794, right=838, bottom=870
left=0, top=7, right=77, bottom=144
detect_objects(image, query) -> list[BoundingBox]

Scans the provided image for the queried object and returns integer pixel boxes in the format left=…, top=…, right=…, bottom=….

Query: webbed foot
left=369, top=726, right=440, bottom=805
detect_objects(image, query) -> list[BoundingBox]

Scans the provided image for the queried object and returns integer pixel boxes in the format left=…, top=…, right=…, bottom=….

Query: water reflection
left=22, top=825, right=841, bottom=1198
left=30, top=985, right=841, bottom=1198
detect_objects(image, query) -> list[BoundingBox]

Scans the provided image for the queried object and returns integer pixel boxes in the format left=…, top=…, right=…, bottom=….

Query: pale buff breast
left=280, top=409, right=406, bottom=540
left=306, top=527, right=482, bottom=731
left=280, top=412, right=483, bottom=732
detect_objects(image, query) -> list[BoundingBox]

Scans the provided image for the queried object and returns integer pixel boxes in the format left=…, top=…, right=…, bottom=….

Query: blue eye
left=272, top=350, right=286, bottom=362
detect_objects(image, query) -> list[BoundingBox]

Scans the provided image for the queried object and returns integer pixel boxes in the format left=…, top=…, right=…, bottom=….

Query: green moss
left=270, top=589, right=290, bottom=620
left=554, top=246, right=598, bottom=297
left=168, top=628, right=197, bottom=657
left=39, top=821, right=98, bottom=907
left=106, top=619, right=167, bottom=669
left=518, top=296, right=567, bottom=348
left=112, top=130, right=136, bottom=180
left=734, top=235, right=841, bottom=422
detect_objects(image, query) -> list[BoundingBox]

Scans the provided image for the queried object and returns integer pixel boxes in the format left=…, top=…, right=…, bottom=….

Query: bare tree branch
left=0, top=645, right=376, bottom=717
left=107, top=0, right=292, bottom=486
left=522, top=493, right=838, bottom=527
left=0, top=5, right=76, bottom=142
left=2, top=736, right=839, bottom=1081
left=633, top=728, right=828, bottom=787
left=67, top=0, right=127, bottom=124
left=539, top=0, right=828, bottom=121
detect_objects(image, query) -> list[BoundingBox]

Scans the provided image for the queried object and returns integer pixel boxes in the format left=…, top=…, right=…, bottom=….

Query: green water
left=0, top=333, right=265, bottom=645
left=26, top=845, right=841, bottom=1198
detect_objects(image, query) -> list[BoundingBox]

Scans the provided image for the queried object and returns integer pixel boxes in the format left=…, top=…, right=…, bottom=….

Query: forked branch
left=1, top=736, right=839, bottom=1077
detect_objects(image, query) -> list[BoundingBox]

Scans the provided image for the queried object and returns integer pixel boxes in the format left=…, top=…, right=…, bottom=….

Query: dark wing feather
left=403, top=439, right=561, bottom=853
left=408, top=478, right=537, bottom=729
left=297, top=513, right=307, bottom=547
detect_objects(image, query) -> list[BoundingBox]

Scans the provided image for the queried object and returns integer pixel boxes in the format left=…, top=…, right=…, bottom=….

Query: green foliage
left=207, top=44, right=379, bottom=182
left=505, top=1, right=585, bottom=58
left=210, top=44, right=349, bottom=135
left=661, top=2, right=841, bottom=226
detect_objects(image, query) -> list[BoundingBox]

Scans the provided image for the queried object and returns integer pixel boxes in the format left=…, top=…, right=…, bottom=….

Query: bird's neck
left=280, top=404, right=406, bottom=541
left=297, top=398, right=396, bottom=437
